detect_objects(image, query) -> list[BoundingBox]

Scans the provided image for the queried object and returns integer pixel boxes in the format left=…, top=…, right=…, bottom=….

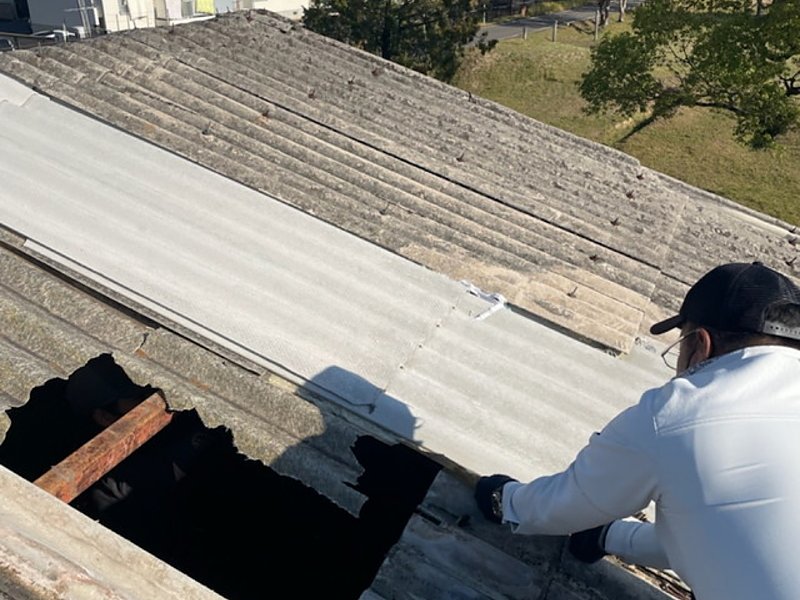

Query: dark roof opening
left=0, top=354, right=158, bottom=481
left=0, top=355, right=442, bottom=599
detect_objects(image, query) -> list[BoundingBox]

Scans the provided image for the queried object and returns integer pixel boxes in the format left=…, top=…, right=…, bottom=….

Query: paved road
left=477, top=0, right=642, bottom=43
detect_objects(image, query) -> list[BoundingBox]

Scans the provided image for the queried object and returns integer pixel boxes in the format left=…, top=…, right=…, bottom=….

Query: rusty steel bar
left=34, top=393, right=173, bottom=503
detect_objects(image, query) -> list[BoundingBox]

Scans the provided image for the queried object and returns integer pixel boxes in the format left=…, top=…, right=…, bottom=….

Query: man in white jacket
left=474, top=262, right=800, bottom=600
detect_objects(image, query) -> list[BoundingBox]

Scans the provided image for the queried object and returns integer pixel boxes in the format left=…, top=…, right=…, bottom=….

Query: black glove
left=567, top=522, right=612, bottom=563
left=474, top=474, right=517, bottom=523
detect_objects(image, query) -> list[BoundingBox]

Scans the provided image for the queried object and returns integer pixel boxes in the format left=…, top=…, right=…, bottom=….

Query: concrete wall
left=102, top=0, right=157, bottom=32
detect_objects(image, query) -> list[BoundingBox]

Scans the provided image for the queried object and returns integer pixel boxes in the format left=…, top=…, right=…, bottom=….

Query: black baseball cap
left=650, top=262, right=800, bottom=339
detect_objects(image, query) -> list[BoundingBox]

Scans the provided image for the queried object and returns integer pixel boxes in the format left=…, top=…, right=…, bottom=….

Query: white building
left=25, top=0, right=307, bottom=37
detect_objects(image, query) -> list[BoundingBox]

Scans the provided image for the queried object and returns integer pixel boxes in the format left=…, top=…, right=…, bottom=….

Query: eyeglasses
left=660, top=330, right=698, bottom=371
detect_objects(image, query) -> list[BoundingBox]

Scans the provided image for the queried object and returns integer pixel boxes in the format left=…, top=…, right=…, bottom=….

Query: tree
left=579, top=0, right=800, bottom=147
left=303, top=0, right=490, bottom=81
left=598, top=0, right=628, bottom=27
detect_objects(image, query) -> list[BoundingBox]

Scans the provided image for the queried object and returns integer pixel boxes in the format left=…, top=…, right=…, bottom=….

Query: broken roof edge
left=2, top=227, right=417, bottom=444
left=0, top=465, right=224, bottom=600
left=0, top=205, right=682, bottom=600
left=375, top=469, right=686, bottom=600
left=0, top=234, right=372, bottom=514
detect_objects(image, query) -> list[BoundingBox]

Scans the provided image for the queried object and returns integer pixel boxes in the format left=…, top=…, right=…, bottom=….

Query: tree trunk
left=598, top=0, right=611, bottom=27
left=380, top=0, right=393, bottom=59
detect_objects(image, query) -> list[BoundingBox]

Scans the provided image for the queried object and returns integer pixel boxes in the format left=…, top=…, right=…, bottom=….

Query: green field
left=454, top=21, right=800, bottom=226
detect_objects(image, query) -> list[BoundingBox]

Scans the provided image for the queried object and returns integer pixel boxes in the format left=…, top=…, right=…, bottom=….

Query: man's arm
left=502, top=401, right=659, bottom=536
left=604, top=517, right=671, bottom=569
left=565, top=515, right=671, bottom=569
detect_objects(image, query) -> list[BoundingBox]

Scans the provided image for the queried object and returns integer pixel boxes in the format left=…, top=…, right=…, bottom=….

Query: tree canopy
left=303, top=0, right=488, bottom=81
left=579, top=0, right=800, bottom=147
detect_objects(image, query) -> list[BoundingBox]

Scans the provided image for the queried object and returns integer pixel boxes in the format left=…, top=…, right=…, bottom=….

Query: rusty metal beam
left=34, top=393, right=173, bottom=503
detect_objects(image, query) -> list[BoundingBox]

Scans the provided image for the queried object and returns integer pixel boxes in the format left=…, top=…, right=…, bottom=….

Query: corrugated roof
left=0, top=81, right=665, bottom=482
left=1, top=10, right=794, bottom=598
left=0, top=158, right=681, bottom=600
left=1, top=11, right=796, bottom=354
left=2, top=10, right=788, bottom=353
left=0, top=464, right=225, bottom=599
left=0, top=231, right=369, bottom=516
left=0, top=73, right=681, bottom=599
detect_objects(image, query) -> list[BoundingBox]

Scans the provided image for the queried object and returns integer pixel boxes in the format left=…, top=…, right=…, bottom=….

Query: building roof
left=0, top=72, right=678, bottom=600
left=1, top=10, right=796, bottom=355
left=0, top=9, right=797, bottom=599
left=0, top=75, right=663, bottom=486
left=0, top=189, right=681, bottom=600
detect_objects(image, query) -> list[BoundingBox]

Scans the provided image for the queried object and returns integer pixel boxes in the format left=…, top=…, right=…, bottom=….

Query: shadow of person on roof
left=246, top=364, right=439, bottom=596
left=295, top=364, right=421, bottom=441
left=167, top=363, right=437, bottom=598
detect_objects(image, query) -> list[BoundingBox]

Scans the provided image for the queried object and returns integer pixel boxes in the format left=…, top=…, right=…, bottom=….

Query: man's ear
left=692, top=328, right=714, bottom=365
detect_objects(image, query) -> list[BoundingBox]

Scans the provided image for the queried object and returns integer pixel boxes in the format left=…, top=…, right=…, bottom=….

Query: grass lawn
left=454, top=21, right=800, bottom=226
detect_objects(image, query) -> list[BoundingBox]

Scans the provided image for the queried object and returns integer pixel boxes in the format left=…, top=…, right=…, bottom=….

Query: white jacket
left=502, top=345, right=800, bottom=600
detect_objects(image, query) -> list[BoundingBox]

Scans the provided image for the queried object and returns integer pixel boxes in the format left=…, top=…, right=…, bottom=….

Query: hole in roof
left=0, top=354, right=441, bottom=598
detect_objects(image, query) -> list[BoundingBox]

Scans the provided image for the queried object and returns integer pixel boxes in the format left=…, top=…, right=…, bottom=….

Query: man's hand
left=474, top=474, right=517, bottom=523
left=568, top=523, right=612, bottom=563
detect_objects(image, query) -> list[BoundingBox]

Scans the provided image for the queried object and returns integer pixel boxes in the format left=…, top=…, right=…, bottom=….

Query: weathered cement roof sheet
left=0, top=229, right=370, bottom=517
left=0, top=11, right=796, bottom=353
left=0, top=215, right=678, bottom=600
left=0, top=76, right=681, bottom=599
left=0, top=11, right=795, bottom=599
left=0, top=10, right=770, bottom=353
left=0, top=79, right=665, bottom=485
left=0, top=225, right=678, bottom=599
left=372, top=470, right=687, bottom=599
left=0, top=465, right=225, bottom=600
